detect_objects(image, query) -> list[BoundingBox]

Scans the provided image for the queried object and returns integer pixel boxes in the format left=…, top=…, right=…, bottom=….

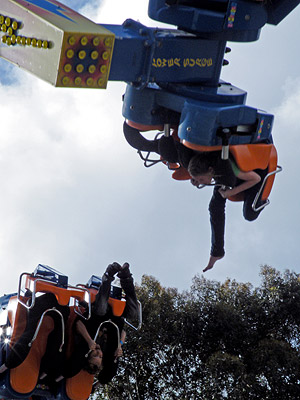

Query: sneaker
left=117, top=262, right=132, bottom=279
left=105, top=262, right=121, bottom=277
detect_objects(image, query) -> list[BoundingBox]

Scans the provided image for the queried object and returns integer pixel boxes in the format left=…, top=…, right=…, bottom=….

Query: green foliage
left=94, top=267, right=300, bottom=399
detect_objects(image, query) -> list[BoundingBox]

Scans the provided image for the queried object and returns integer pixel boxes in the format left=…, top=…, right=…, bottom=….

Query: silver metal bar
left=85, top=319, right=120, bottom=359
left=164, top=123, right=171, bottom=137
left=17, top=274, right=91, bottom=321
left=18, top=274, right=59, bottom=310
left=196, top=182, right=224, bottom=189
left=124, top=300, right=143, bottom=331
left=221, top=145, right=229, bottom=160
left=18, top=272, right=35, bottom=309
left=252, top=165, right=282, bottom=212
left=72, top=287, right=92, bottom=321
left=28, top=307, right=65, bottom=352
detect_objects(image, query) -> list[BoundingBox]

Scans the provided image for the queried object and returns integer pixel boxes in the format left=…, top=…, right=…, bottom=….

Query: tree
left=94, top=266, right=300, bottom=399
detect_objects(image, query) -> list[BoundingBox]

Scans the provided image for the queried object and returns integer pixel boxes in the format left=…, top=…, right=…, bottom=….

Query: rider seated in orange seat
left=0, top=292, right=70, bottom=392
left=188, top=151, right=267, bottom=272
left=62, top=262, right=138, bottom=385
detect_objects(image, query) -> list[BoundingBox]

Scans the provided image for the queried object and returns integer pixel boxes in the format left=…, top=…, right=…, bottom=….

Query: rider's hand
left=190, top=178, right=199, bottom=187
left=114, top=346, right=123, bottom=358
left=218, top=187, right=232, bottom=199
left=88, top=340, right=97, bottom=350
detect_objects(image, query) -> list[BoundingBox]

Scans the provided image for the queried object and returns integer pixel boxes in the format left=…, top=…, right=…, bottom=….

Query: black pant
left=209, top=169, right=267, bottom=257
left=93, top=273, right=138, bottom=320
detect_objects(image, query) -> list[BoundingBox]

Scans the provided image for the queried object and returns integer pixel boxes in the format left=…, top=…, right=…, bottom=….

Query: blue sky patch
left=25, top=0, right=75, bottom=22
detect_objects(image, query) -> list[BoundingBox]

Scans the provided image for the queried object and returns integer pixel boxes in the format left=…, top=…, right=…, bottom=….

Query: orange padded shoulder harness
left=9, top=316, right=54, bottom=394
left=182, top=141, right=274, bottom=172
left=261, top=145, right=278, bottom=201
left=108, top=298, right=126, bottom=317
left=183, top=140, right=222, bottom=152
left=63, top=307, right=95, bottom=400
left=228, top=144, right=277, bottom=202
left=24, top=276, right=87, bottom=306
left=84, top=287, right=126, bottom=317
left=8, top=297, right=28, bottom=347
left=229, top=144, right=272, bottom=172
left=65, top=371, right=94, bottom=400
left=126, top=120, right=164, bottom=132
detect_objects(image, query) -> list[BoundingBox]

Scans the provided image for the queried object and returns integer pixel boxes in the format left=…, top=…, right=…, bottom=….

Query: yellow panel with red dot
left=57, top=32, right=115, bottom=89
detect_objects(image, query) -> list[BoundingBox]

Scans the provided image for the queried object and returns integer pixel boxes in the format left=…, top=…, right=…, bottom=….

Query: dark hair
left=83, top=355, right=102, bottom=375
left=188, top=151, right=237, bottom=187
left=188, top=152, right=219, bottom=177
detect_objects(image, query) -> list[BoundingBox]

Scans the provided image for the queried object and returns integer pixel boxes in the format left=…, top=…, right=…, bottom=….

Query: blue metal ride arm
left=266, top=0, right=300, bottom=25
left=118, top=0, right=298, bottom=147
left=148, top=0, right=300, bottom=40
left=0, top=0, right=298, bottom=148
left=148, top=0, right=268, bottom=42
left=104, top=20, right=226, bottom=87
left=122, top=81, right=273, bottom=146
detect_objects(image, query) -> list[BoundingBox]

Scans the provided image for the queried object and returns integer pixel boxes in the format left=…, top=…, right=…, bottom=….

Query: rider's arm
left=114, top=330, right=127, bottom=359
left=120, top=330, right=126, bottom=345
left=75, top=320, right=96, bottom=350
left=219, top=170, right=261, bottom=198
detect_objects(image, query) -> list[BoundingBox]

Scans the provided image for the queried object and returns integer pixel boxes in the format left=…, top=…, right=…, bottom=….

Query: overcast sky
left=0, top=0, right=299, bottom=296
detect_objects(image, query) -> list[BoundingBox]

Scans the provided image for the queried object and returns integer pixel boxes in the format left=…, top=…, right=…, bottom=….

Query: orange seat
left=24, top=275, right=88, bottom=306
left=82, top=286, right=126, bottom=317
left=229, top=144, right=272, bottom=172
left=64, top=308, right=94, bottom=400
left=65, top=370, right=94, bottom=400
left=227, top=144, right=278, bottom=202
left=173, top=142, right=278, bottom=203
left=108, top=298, right=126, bottom=317
left=6, top=292, right=67, bottom=395
left=182, top=141, right=274, bottom=172
left=9, top=316, right=54, bottom=394
left=172, top=167, right=191, bottom=180
left=8, top=297, right=29, bottom=347
left=5, top=274, right=89, bottom=396
left=261, top=145, right=278, bottom=200
left=126, top=120, right=164, bottom=132
left=182, top=141, right=222, bottom=152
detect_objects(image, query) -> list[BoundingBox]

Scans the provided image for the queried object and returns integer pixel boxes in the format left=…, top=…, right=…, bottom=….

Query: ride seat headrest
left=65, top=370, right=94, bottom=400
left=108, top=298, right=126, bottom=317
left=229, top=144, right=273, bottom=172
